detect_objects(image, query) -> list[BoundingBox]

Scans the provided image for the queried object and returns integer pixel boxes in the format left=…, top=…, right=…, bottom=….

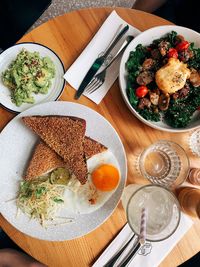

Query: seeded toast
left=25, top=141, right=66, bottom=181
left=84, top=136, right=107, bottom=158
left=22, top=116, right=87, bottom=184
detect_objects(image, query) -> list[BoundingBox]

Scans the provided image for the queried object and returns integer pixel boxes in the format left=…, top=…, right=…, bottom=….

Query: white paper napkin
left=63, top=10, right=141, bottom=104
left=93, top=213, right=193, bottom=267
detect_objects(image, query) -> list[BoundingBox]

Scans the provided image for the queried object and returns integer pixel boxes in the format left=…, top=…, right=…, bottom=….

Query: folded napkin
left=93, top=213, right=193, bottom=267
left=63, top=10, right=140, bottom=104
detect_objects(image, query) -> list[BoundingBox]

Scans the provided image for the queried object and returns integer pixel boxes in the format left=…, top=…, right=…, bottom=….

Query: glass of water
left=138, top=140, right=190, bottom=188
left=189, top=128, right=200, bottom=157
left=126, top=185, right=181, bottom=242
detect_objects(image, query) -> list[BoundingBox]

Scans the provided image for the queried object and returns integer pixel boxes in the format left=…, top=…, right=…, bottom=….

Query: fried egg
left=63, top=150, right=120, bottom=214
left=155, top=58, right=191, bottom=94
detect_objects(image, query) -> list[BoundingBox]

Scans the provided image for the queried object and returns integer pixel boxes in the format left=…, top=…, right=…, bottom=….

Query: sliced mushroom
left=149, top=89, right=160, bottom=105
left=136, top=71, right=154, bottom=85
left=190, top=68, right=200, bottom=87
left=142, top=58, right=155, bottom=70
left=138, top=98, right=151, bottom=110
left=158, top=93, right=170, bottom=111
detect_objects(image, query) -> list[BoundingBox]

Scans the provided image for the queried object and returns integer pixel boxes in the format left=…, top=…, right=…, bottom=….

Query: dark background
left=0, top=0, right=51, bottom=50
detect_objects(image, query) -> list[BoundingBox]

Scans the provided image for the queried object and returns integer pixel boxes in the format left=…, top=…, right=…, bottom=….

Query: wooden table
left=0, top=7, right=200, bottom=267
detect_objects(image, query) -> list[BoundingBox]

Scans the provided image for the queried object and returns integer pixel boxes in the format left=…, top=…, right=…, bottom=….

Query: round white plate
left=0, top=43, right=65, bottom=113
left=0, top=102, right=127, bottom=241
left=119, top=25, right=200, bottom=132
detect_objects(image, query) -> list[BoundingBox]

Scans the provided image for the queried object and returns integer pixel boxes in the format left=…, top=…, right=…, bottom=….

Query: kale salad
left=2, top=49, right=55, bottom=106
left=126, top=31, right=200, bottom=128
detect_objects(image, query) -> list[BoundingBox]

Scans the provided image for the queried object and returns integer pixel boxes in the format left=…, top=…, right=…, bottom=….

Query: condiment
left=177, top=187, right=200, bottom=218
left=188, top=168, right=200, bottom=185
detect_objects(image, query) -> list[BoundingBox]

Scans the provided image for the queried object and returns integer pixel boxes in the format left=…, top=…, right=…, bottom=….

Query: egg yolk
left=91, top=164, right=120, bottom=191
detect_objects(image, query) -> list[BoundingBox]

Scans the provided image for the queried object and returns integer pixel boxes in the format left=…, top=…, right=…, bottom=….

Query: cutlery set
left=103, top=233, right=143, bottom=267
left=75, top=25, right=134, bottom=99
left=85, top=35, right=134, bottom=95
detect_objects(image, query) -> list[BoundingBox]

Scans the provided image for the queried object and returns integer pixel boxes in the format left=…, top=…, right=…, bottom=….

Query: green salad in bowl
left=126, top=31, right=200, bottom=128
left=2, top=49, right=55, bottom=106
left=119, top=25, right=200, bottom=132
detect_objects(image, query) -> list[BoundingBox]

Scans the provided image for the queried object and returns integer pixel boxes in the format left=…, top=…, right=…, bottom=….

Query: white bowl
left=119, top=25, right=200, bottom=132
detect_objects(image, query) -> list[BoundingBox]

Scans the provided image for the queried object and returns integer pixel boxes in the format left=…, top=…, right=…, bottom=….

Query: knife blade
left=74, top=25, right=129, bottom=99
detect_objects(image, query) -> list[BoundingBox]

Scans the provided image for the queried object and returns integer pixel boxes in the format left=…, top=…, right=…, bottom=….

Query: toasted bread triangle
left=22, top=116, right=87, bottom=184
left=84, top=136, right=107, bottom=158
left=25, top=141, right=66, bottom=181
left=25, top=137, right=107, bottom=181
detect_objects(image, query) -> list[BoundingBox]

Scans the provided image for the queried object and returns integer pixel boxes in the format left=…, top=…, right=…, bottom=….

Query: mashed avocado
left=2, top=49, right=55, bottom=106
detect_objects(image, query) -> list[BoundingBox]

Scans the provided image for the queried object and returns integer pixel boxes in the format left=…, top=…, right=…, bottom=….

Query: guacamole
left=2, top=49, right=55, bottom=106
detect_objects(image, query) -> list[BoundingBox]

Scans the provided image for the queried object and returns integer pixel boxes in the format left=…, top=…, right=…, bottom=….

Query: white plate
left=0, top=102, right=127, bottom=241
left=119, top=25, right=200, bottom=132
left=0, top=43, right=65, bottom=113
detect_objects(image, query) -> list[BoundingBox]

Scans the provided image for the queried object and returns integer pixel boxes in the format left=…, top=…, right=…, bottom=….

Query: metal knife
left=74, top=24, right=129, bottom=99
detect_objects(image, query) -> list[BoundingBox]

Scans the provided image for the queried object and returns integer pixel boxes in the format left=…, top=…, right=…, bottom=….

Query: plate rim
left=0, top=42, right=66, bottom=114
left=0, top=101, right=127, bottom=241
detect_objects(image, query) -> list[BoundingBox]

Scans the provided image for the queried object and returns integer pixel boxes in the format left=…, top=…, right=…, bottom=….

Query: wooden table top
left=0, top=7, right=200, bottom=267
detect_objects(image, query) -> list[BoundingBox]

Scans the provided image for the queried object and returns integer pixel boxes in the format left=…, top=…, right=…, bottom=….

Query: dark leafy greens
left=165, top=86, right=200, bottom=127
left=188, top=42, right=200, bottom=69
left=152, top=31, right=177, bottom=47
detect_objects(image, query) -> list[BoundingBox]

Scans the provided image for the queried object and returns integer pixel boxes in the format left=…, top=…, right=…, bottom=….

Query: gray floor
left=32, top=0, right=135, bottom=29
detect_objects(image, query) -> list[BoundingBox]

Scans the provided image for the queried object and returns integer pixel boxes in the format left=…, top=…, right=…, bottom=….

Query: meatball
left=179, top=50, right=193, bottom=62
left=142, top=58, right=155, bottom=70
left=158, top=41, right=170, bottom=56
left=175, top=35, right=185, bottom=45
left=136, top=71, right=154, bottom=85
left=172, top=85, right=190, bottom=100
left=138, top=98, right=151, bottom=109
left=151, top=49, right=161, bottom=60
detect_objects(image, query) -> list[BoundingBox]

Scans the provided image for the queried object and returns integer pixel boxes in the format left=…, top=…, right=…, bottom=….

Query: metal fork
left=85, top=35, right=134, bottom=95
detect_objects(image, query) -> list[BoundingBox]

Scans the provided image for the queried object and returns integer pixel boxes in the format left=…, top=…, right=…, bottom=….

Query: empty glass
left=126, top=185, right=181, bottom=242
left=138, top=140, right=190, bottom=188
left=189, top=128, right=200, bottom=157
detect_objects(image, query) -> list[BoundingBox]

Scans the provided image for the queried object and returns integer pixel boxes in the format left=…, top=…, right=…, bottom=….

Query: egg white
left=63, top=150, right=120, bottom=214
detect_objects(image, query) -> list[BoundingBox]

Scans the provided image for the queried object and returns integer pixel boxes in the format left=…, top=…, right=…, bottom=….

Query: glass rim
left=126, top=184, right=181, bottom=242
left=139, top=139, right=190, bottom=187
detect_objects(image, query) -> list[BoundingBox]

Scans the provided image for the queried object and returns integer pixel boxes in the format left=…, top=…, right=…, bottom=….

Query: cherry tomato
left=176, top=41, right=190, bottom=51
left=167, top=48, right=178, bottom=58
left=135, top=86, right=148, bottom=98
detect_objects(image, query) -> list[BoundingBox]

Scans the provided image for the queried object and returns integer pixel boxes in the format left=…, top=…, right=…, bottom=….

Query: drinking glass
left=126, top=185, right=181, bottom=242
left=189, top=128, right=200, bottom=157
left=138, top=140, right=189, bottom=188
